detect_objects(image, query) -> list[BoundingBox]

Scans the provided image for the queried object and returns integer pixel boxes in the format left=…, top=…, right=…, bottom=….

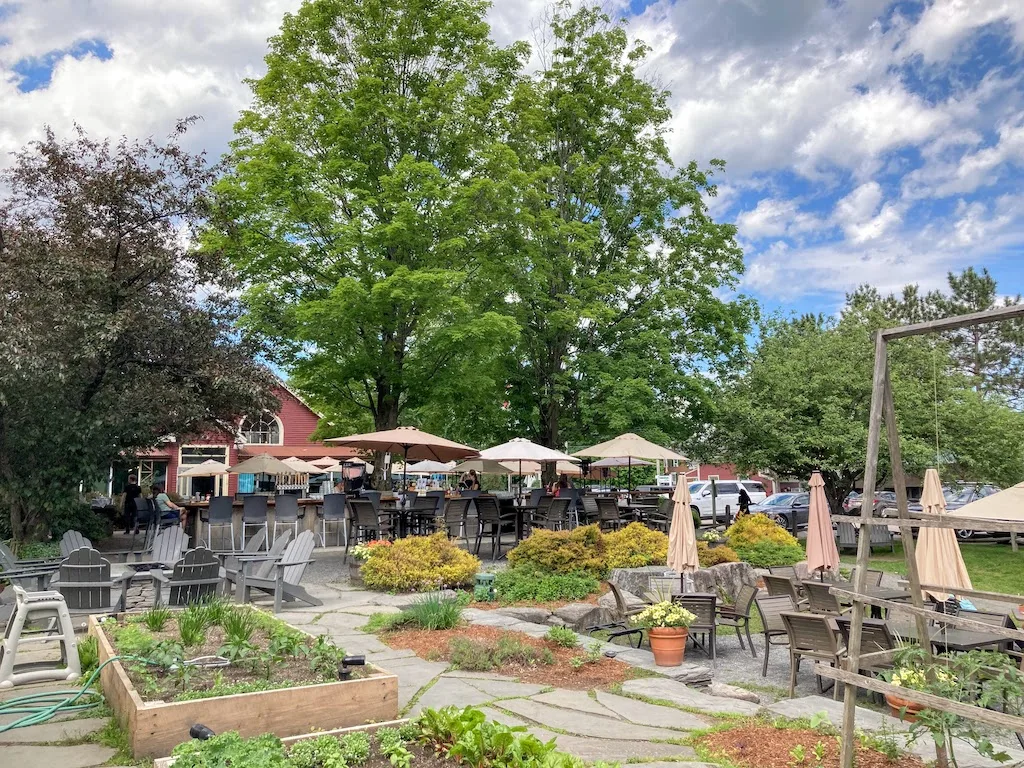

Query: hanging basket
left=648, top=627, right=689, bottom=666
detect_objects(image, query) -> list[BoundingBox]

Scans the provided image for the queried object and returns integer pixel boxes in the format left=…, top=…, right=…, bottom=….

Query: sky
left=1, top=0, right=1022, bottom=319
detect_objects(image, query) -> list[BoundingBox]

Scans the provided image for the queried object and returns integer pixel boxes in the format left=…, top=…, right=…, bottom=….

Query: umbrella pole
left=628, top=457, right=632, bottom=500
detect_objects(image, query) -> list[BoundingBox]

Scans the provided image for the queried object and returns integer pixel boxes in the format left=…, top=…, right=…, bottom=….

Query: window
left=715, top=482, right=740, bottom=494
left=240, top=414, right=282, bottom=445
left=742, top=482, right=766, bottom=494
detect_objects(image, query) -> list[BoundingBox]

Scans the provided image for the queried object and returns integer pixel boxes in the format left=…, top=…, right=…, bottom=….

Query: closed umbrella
left=805, top=472, right=840, bottom=577
left=668, top=479, right=699, bottom=574
left=574, top=433, right=686, bottom=493
left=228, top=453, right=296, bottom=476
left=917, top=468, right=973, bottom=601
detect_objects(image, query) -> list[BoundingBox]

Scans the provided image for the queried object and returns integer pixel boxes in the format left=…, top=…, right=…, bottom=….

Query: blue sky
left=1, top=0, right=1022, bottom=320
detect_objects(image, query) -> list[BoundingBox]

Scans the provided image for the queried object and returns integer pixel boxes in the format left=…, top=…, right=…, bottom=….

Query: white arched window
left=240, top=413, right=283, bottom=445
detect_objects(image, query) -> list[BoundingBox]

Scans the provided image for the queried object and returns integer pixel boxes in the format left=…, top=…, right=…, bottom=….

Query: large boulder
left=609, top=566, right=673, bottom=598
left=598, top=587, right=645, bottom=611
left=690, top=561, right=758, bottom=604
left=554, top=602, right=600, bottom=626
left=495, top=607, right=551, bottom=624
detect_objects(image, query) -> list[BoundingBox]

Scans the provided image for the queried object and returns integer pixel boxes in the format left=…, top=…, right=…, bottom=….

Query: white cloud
left=736, top=197, right=829, bottom=240
left=902, top=0, right=1024, bottom=62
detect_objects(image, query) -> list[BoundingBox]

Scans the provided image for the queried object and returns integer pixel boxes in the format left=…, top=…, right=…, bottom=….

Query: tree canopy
left=0, top=124, right=277, bottom=541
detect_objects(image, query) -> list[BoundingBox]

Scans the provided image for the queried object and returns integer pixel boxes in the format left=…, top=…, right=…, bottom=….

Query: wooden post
left=840, top=330, right=887, bottom=768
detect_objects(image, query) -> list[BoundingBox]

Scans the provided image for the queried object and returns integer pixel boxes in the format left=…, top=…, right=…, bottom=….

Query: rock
left=545, top=615, right=569, bottom=627
left=553, top=602, right=598, bottom=625
left=609, top=566, right=671, bottom=597
left=497, top=698, right=690, bottom=741
left=690, top=561, right=758, bottom=604
left=594, top=691, right=708, bottom=730
left=708, top=682, right=760, bottom=704
left=495, top=607, right=551, bottom=624
left=598, top=587, right=645, bottom=611
left=620, top=678, right=762, bottom=716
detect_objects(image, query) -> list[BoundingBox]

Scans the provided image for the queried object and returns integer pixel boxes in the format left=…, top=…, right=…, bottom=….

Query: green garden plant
left=142, top=605, right=172, bottom=632
left=221, top=607, right=260, bottom=643
left=400, top=593, right=464, bottom=630
left=696, top=540, right=741, bottom=567
left=493, top=566, right=599, bottom=603
left=507, top=525, right=606, bottom=577
left=360, top=533, right=481, bottom=592
left=603, top=523, right=668, bottom=569
left=545, top=625, right=579, bottom=648
left=177, top=605, right=208, bottom=647
left=77, top=634, right=99, bottom=676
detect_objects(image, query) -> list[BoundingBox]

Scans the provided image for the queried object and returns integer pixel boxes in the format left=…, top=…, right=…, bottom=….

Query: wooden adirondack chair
left=240, top=530, right=321, bottom=613
left=151, top=548, right=224, bottom=606
left=150, top=527, right=189, bottom=567
left=50, top=548, right=133, bottom=614
left=59, top=531, right=91, bottom=557
left=223, top=530, right=290, bottom=600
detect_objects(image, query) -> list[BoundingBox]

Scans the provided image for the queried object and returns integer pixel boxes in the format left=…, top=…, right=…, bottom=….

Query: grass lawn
left=840, top=540, right=1024, bottom=597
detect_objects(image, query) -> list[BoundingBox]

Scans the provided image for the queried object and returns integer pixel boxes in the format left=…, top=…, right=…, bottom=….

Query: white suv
left=688, top=480, right=767, bottom=522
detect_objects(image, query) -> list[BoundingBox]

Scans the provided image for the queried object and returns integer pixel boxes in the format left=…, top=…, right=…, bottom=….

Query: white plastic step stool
left=0, top=585, right=81, bottom=689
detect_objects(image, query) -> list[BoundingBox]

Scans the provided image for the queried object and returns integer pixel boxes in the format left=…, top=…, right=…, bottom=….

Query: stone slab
left=366, top=648, right=420, bottom=661
left=532, top=690, right=621, bottom=718
left=458, top=677, right=547, bottom=698
left=2, top=744, right=116, bottom=768
left=553, top=603, right=597, bottom=625
left=339, top=605, right=404, bottom=616
left=408, top=678, right=495, bottom=717
left=620, top=678, right=762, bottom=716
left=383, top=657, right=449, bottom=709
left=708, top=682, right=761, bottom=704
left=765, top=697, right=906, bottom=732
left=0, top=681, right=74, bottom=703
left=595, top=691, right=708, bottom=730
left=528, top=729, right=697, bottom=762
left=496, top=698, right=688, bottom=741
left=479, top=706, right=532, bottom=728
left=495, top=607, right=551, bottom=624
left=0, top=717, right=108, bottom=744
left=313, top=612, right=381, bottom=632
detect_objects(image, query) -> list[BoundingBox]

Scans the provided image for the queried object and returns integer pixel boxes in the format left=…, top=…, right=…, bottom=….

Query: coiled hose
left=0, top=657, right=121, bottom=733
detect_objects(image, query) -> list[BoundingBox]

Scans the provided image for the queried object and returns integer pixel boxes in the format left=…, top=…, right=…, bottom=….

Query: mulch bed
left=380, top=624, right=632, bottom=689
left=697, top=724, right=922, bottom=768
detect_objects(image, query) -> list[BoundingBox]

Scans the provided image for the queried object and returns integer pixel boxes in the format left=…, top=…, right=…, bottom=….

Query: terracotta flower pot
left=648, top=627, right=689, bottom=667
left=885, top=693, right=924, bottom=722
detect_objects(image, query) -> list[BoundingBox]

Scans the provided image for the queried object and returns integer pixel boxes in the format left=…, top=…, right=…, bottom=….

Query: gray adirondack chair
left=0, top=541, right=63, bottom=590
left=835, top=521, right=895, bottom=553
left=150, top=527, right=189, bottom=567
left=50, top=547, right=133, bottom=614
left=219, top=528, right=267, bottom=573
left=59, top=531, right=91, bottom=557
left=151, top=547, right=224, bottom=606
left=240, top=530, right=321, bottom=613
left=223, top=529, right=291, bottom=600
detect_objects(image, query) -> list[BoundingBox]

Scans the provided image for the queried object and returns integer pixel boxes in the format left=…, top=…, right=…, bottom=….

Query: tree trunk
left=371, top=391, right=401, bottom=492
left=539, top=389, right=560, bottom=487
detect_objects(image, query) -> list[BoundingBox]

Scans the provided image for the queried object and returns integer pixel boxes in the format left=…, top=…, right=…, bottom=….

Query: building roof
left=238, top=445, right=357, bottom=459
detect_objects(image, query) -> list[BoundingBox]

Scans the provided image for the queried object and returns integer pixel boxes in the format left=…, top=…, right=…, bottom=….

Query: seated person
left=152, top=483, right=184, bottom=527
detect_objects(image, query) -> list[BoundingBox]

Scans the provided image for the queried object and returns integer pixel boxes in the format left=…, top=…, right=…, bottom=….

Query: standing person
left=737, top=487, right=752, bottom=516
left=122, top=474, right=142, bottom=534
left=152, top=483, right=184, bottom=527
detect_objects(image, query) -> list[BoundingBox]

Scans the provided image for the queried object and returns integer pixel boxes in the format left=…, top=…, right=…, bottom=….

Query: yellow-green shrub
left=604, top=523, right=668, bottom=569
left=697, top=540, right=740, bottom=567
left=360, top=533, right=480, bottom=592
left=724, top=513, right=800, bottom=548
left=507, top=525, right=607, bottom=577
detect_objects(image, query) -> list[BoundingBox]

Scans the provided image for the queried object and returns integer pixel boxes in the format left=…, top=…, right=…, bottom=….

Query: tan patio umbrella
left=283, top=456, right=327, bottom=474
left=805, top=472, right=840, bottom=577
left=405, top=460, right=455, bottom=475
left=479, top=438, right=579, bottom=497
left=916, top=468, right=973, bottom=601
left=327, top=426, right=477, bottom=489
left=574, top=433, right=686, bottom=492
left=177, top=460, right=230, bottom=477
left=228, top=453, right=297, bottom=476
left=451, top=459, right=518, bottom=475
left=668, top=479, right=699, bottom=574
left=517, top=460, right=583, bottom=476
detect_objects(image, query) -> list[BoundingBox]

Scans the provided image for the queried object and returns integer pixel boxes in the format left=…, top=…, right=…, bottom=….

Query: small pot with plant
left=630, top=601, right=696, bottom=666
left=700, top=529, right=726, bottom=548
left=347, top=539, right=391, bottom=584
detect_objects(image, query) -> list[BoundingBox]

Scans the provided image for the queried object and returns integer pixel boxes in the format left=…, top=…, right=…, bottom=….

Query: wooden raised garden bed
left=90, top=614, right=399, bottom=759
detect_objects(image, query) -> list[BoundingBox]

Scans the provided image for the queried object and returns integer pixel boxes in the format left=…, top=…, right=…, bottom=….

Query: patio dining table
left=818, top=580, right=915, bottom=619
left=895, top=623, right=1013, bottom=653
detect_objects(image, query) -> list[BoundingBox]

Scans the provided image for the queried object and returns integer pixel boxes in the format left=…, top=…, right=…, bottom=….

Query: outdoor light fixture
left=337, top=655, right=366, bottom=680
left=190, top=724, right=216, bottom=741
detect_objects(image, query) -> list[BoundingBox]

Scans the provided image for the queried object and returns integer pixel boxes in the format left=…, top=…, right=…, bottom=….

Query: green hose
left=0, top=656, right=125, bottom=733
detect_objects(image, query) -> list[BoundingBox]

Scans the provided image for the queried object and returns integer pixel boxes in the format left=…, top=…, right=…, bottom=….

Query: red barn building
left=113, top=385, right=354, bottom=497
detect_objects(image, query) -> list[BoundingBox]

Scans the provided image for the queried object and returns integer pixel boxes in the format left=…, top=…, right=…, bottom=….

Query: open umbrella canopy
left=805, top=472, right=840, bottom=575
left=479, top=438, right=577, bottom=463
left=451, top=458, right=518, bottom=475
left=314, top=461, right=345, bottom=473
left=312, top=456, right=339, bottom=467
left=573, top=433, right=686, bottom=461
left=517, top=460, right=582, bottom=476
left=668, top=480, right=699, bottom=573
left=952, top=481, right=1024, bottom=524
left=326, top=426, right=477, bottom=462
left=916, top=468, right=973, bottom=601
left=228, top=453, right=297, bottom=475
left=405, top=460, right=454, bottom=475
left=178, top=460, right=230, bottom=477
left=283, top=456, right=327, bottom=474
left=590, top=457, right=654, bottom=468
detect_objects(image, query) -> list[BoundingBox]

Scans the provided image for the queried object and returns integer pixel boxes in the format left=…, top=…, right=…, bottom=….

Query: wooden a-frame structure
left=824, top=304, right=1024, bottom=768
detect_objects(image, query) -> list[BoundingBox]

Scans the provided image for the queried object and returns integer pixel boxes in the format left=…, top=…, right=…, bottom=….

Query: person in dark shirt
left=123, top=474, right=142, bottom=534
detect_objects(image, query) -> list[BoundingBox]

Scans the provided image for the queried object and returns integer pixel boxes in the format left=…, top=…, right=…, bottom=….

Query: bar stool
left=319, top=493, right=348, bottom=547
left=273, top=494, right=301, bottom=544
left=241, top=495, right=269, bottom=550
left=201, top=495, right=236, bottom=551
left=0, top=586, right=81, bottom=689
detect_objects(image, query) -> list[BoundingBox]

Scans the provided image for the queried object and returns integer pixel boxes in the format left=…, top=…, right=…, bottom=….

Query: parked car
left=688, top=480, right=767, bottom=522
left=748, top=492, right=810, bottom=531
left=844, top=490, right=897, bottom=513
left=908, top=483, right=1002, bottom=540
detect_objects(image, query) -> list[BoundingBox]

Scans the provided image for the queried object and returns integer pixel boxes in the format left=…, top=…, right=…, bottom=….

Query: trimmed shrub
left=360, top=533, right=480, bottom=592
left=724, top=513, right=801, bottom=549
left=507, top=524, right=606, bottom=577
left=604, top=523, right=668, bottom=569
left=493, top=566, right=599, bottom=603
left=733, top=541, right=805, bottom=568
left=696, top=541, right=740, bottom=567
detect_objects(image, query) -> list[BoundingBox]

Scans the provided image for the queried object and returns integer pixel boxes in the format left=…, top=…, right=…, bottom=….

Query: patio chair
left=763, top=574, right=808, bottom=609
left=150, top=526, right=189, bottom=567
left=768, top=565, right=797, bottom=579
left=359, top=490, right=382, bottom=510
left=345, top=499, right=394, bottom=561
left=272, top=494, right=302, bottom=544
left=410, top=496, right=441, bottom=535
left=200, top=496, right=236, bottom=551
left=0, top=540, right=62, bottom=573
left=717, top=584, right=759, bottom=657
left=755, top=594, right=795, bottom=677
left=442, top=498, right=471, bottom=546
left=781, top=612, right=844, bottom=699
left=673, top=593, right=717, bottom=661
left=223, top=530, right=290, bottom=600
left=870, top=524, right=896, bottom=553
left=585, top=582, right=645, bottom=648
left=241, top=495, right=270, bottom=550
left=59, top=531, right=91, bottom=557
left=849, top=566, right=884, bottom=587
left=835, top=521, right=895, bottom=553
left=240, top=530, right=322, bottom=613
left=533, top=498, right=570, bottom=531
left=580, top=496, right=599, bottom=526
left=318, top=493, right=348, bottom=547
left=152, top=547, right=224, bottom=606
left=50, top=547, right=133, bottom=614
left=219, top=528, right=267, bottom=575
left=596, top=497, right=625, bottom=531
left=473, top=497, right=518, bottom=559
left=803, top=581, right=849, bottom=615
left=835, top=616, right=897, bottom=675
